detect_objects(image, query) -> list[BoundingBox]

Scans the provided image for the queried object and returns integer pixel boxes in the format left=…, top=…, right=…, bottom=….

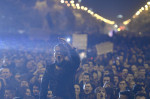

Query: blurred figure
left=47, top=90, right=53, bottom=99
left=74, top=84, right=81, bottom=99
left=95, top=87, right=107, bottom=99
left=40, top=38, right=80, bottom=99
left=33, top=84, right=40, bottom=99
left=0, top=78, right=5, bottom=99
left=81, top=82, right=96, bottom=99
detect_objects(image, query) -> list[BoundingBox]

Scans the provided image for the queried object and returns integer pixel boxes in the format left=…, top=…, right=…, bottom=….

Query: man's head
left=21, top=80, right=29, bottom=88
left=119, top=80, right=127, bottom=91
left=122, top=68, right=128, bottom=76
left=4, top=88, right=16, bottom=99
left=0, top=68, right=12, bottom=79
left=83, top=82, right=93, bottom=94
left=82, top=73, right=90, bottom=84
left=83, top=63, right=90, bottom=71
left=54, top=44, right=68, bottom=63
left=131, top=65, right=138, bottom=73
left=95, top=87, right=106, bottom=99
left=103, top=75, right=111, bottom=85
left=33, top=84, right=40, bottom=96
left=25, top=88, right=31, bottom=96
left=91, top=71, right=98, bottom=80
left=114, top=75, right=119, bottom=84
left=47, top=90, right=53, bottom=99
left=74, top=84, right=80, bottom=95
left=126, top=73, right=134, bottom=82
left=138, top=68, right=146, bottom=78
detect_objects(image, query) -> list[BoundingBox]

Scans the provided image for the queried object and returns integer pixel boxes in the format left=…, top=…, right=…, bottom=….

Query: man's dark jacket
left=40, top=48, right=80, bottom=99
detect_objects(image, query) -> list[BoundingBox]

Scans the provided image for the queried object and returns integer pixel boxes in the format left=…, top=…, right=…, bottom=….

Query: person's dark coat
left=40, top=48, right=80, bottom=99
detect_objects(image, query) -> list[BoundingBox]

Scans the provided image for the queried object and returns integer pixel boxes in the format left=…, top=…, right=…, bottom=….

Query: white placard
left=72, top=34, right=87, bottom=50
left=96, top=42, right=113, bottom=55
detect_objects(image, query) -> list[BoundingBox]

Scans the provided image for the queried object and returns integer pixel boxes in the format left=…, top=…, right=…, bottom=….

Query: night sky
left=81, top=0, right=148, bottom=22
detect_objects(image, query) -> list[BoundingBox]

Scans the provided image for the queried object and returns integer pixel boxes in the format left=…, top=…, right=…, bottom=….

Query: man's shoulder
left=46, top=63, right=55, bottom=70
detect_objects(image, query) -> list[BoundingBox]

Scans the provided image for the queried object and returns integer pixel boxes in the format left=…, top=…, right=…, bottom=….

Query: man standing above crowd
left=40, top=38, right=80, bottom=99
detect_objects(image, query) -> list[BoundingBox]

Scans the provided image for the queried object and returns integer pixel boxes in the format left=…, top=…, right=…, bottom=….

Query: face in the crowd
left=96, top=87, right=106, bottom=99
left=47, top=90, right=53, bottom=99
left=104, top=70, right=109, bottom=76
left=112, top=65, right=117, bottom=72
left=119, top=55, right=124, bottom=62
left=131, top=65, right=138, bottom=73
left=54, top=46, right=65, bottom=63
left=83, top=64, right=90, bottom=71
left=21, top=81, right=29, bottom=87
left=92, top=72, right=98, bottom=80
left=83, top=83, right=93, bottom=94
left=25, top=88, right=31, bottom=96
left=15, top=74, right=21, bottom=82
left=108, top=60, right=113, bottom=66
left=5, top=90, right=11, bottom=99
left=139, top=69, right=146, bottom=76
left=119, top=80, right=127, bottom=90
left=129, top=81, right=135, bottom=89
left=114, top=76, right=119, bottom=84
left=93, top=65, right=98, bottom=71
left=144, top=64, right=149, bottom=69
left=26, top=60, right=35, bottom=70
left=15, top=58, right=25, bottom=68
left=138, top=58, right=143, bottom=63
left=103, top=77, right=110, bottom=85
left=99, top=65, right=104, bottom=72
left=74, top=84, right=80, bottom=95
left=1, top=68, right=12, bottom=79
left=88, top=62, right=93, bottom=67
left=33, top=85, right=39, bottom=96
left=126, top=74, right=134, bottom=82
left=82, top=74, right=90, bottom=83
left=122, top=69, right=128, bottom=76
left=116, top=60, right=120, bottom=66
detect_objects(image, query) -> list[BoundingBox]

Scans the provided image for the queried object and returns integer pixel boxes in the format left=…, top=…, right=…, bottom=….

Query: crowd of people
left=0, top=35, right=150, bottom=99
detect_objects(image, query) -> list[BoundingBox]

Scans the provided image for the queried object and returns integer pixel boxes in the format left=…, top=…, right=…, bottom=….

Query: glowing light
left=117, top=28, right=121, bottom=31
left=60, top=0, right=115, bottom=25
left=76, top=3, right=80, bottom=7
left=66, top=38, right=71, bottom=42
left=70, top=0, right=74, bottom=4
left=114, top=24, right=118, bottom=28
left=67, top=3, right=70, bottom=7
left=77, top=6, right=80, bottom=9
left=123, top=19, right=131, bottom=25
left=71, top=4, right=75, bottom=7
left=79, top=52, right=86, bottom=60
left=84, top=7, right=88, bottom=11
left=147, top=1, right=150, bottom=5
left=145, top=5, right=148, bottom=10
left=65, top=1, right=68, bottom=4
left=145, top=5, right=148, bottom=8
left=81, top=6, right=84, bottom=10
left=60, top=0, right=64, bottom=3
left=136, top=11, right=140, bottom=15
left=141, top=7, right=144, bottom=10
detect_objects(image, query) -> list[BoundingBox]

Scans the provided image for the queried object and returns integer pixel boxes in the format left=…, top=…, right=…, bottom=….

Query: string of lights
left=60, top=0, right=115, bottom=25
left=123, top=1, right=150, bottom=25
